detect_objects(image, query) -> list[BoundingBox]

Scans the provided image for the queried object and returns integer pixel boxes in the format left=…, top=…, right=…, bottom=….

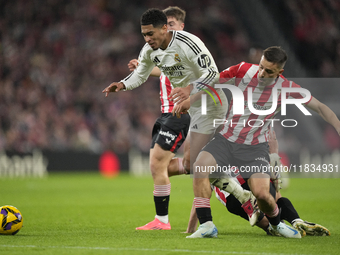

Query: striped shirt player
left=203, top=61, right=312, bottom=180
left=219, top=61, right=312, bottom=145
left=122, top=30, right=227, bottom=135
left=190, top=46, right=340, bottom=238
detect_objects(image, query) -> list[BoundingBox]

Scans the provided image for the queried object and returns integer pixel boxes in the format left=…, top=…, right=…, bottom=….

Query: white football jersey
left=122, top=31, right=221, bottom=99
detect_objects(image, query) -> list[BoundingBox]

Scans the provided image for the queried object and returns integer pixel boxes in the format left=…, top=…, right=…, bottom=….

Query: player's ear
left=161, top=24, right=167, bottom=33
left=278, top=69, right=284, bottom=76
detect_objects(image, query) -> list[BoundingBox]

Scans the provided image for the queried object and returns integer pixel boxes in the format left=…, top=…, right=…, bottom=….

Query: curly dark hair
left=140, top=8, right=167, bottom=28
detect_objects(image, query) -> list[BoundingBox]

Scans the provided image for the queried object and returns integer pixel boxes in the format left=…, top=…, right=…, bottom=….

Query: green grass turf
left=0, top=172, right=339, bottom=255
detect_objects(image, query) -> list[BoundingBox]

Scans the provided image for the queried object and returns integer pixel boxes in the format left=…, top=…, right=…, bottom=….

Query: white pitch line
left=0, top=245, right=311, bottom=255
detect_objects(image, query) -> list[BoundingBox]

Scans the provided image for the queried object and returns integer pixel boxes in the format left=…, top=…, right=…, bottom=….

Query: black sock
left=154, top=195, right=169, bottom=216
left=266, top=205, right=281, bottom=226
left=267, top=213, right=281, bottom=226
left=277, top=197, right=300, bottom=224
left=196, top=207, right=212, bottom=224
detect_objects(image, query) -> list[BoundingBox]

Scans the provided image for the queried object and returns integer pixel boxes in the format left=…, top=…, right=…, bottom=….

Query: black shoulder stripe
left=176, top=37, right=200, bottom=55
left=168, top=31, right=176, bottom=48
left=196, top=70, right=214, bottom=90
left=177, top=33, right=201, bottom=53
left=200, top=68, right=217, bottom=87
left=176, top=33, right=201, bottom=55
left=200, top=69, right=214, bottom=86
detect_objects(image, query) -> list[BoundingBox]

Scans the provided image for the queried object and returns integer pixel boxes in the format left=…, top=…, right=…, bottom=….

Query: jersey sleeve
left=219, top=62, right=245, bottom=84
left=176, top=32, right=219, bottom=94
left=120, top=44, right=155, bottom=90
left=191, top=59, right=220, bottom=94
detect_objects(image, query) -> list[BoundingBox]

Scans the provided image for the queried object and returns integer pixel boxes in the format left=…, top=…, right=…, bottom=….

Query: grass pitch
left=0, top=172, right=339, bottom=255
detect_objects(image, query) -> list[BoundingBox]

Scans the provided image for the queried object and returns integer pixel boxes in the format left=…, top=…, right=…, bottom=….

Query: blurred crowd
left=0, top=0, right=339, bottom=154
left=288, top=0, right=340, bottom=77
left=264, top=0, right=340, bottom=77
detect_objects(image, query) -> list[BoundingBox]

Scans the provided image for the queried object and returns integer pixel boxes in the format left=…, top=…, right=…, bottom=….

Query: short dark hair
left=263, top=46, right=288, bottom=68
left=140, top=8, right=167, bottom=28
left=163, top=6, right=186, bottom=23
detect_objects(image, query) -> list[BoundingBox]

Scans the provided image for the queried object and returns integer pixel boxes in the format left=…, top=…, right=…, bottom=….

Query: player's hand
left=172, top=98, right=190, bottom=118
left=268, top=129, right=278, bottom=154
left=170, top=86, right=191, bottom=104
left=182, top=228, right=196, bottom=234
left=272, top=177, right=282, bottom=193
left=128, top=59, right=139, bottom=72
left=102, top=82, right=125, bottom=97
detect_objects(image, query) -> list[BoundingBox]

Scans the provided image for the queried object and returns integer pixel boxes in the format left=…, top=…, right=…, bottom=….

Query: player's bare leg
left=149, top=144, right=174, bottom=185
left=182, top=132, right=191, bottom=172
left=136, top=144, right=174, bottom=230
left=188, top=156, right=217, bottom=238
left=167, top=157, right=185, bottom=177
left=248, top=174, right=276, bottom=213
left=168, top=133, right=191, bottom=177
left=187, top=132, right=217, bottom=238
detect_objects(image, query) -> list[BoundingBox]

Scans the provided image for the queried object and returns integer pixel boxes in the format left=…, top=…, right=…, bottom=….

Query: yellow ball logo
left=0, top=205, right=23, bottom=235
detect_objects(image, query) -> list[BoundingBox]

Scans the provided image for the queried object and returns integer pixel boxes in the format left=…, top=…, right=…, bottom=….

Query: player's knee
left=183, top=157, right=190, bottom=173
left=149, top=157, right=163, bottom=174
left=192, top=160, right=201, bottom=172
left=193, top=160, right=211, bottom=178
left=253, top=190, right=272, bottom=203
left=150, top=152, right=172, bottom=179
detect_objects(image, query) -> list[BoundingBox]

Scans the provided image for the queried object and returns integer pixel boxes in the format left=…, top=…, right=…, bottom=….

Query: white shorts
left=189, top=89, right=228, bottom=135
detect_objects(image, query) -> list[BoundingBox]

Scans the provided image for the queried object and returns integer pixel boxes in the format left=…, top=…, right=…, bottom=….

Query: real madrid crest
left=174, top=54, right=181, bottom=63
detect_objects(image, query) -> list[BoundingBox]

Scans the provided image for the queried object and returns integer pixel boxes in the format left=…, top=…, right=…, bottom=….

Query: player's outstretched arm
left=268, top=130, right=279, bottom=154
left=127, top=59, right=161, bottom=77
left=183, top=200, right=199, bottom=233
left=268, top=130, right=282, bottom=192
left=306, top=97, right=340, bottom=135
left=102, top=82, right=126, bottom=97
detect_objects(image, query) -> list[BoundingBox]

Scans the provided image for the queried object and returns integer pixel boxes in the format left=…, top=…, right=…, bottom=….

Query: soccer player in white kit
left=127, top=7, right=191, bottom=181
left=127, top=7, right=191, bottom=231
left=103, top=9, right=257, bottom=234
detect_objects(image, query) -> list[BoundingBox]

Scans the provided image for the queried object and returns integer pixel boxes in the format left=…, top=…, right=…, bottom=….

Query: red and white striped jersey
left=219, top=62, right=313, bottom=145
left=159, top=74, right=174, bottom=113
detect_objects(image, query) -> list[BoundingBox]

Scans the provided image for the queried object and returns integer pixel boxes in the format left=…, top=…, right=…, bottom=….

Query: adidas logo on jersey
left=153, top=57, right=160, bottom=64
left=192, top=124, right=198, bottom=129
